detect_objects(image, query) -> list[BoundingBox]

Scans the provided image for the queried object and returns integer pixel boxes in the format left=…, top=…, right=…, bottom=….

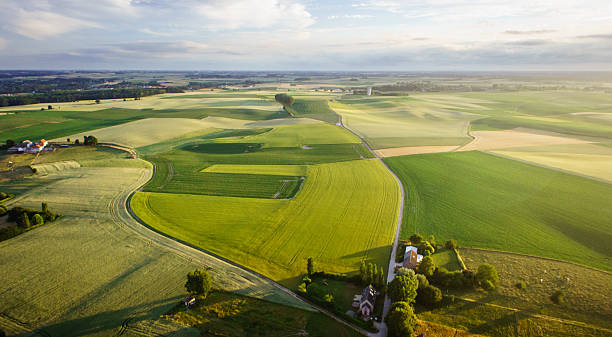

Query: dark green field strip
left=161, top=93, right=266, bottom=99
left=145, top=171, right=303, bottom=199
left=385, top=151, right=612, bottom=272
left=287, top=98, right=339, bottom=123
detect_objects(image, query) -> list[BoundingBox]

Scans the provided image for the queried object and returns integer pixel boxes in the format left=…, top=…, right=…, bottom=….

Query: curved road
left=336, top=114, right=405, bottom=337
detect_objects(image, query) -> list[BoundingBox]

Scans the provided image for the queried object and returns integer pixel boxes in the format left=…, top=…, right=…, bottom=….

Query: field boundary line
left=456, top=297, right=612, bottom=334
left=460, top=247, right=611, bottom=275
left=122, top=164, right=372, bottom=336
left=334, top=106, right=406, bottom=337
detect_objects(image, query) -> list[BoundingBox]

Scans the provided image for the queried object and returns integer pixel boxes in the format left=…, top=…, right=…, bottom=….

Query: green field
left=202, top=164, right=307, bottom=176
left=0, top=149, right=310, bottom=336
left=287, top=97, right=339, bottom=123
left=132, top=159, right=400, bottom=287
left=431, top=248, right=463, bottom=271
left=385, top=151, right=612, bottom=272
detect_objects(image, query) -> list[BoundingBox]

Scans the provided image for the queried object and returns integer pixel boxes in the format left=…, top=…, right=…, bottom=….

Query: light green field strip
left=245, top=117, right=324, bottom=127
left=201, top=164, right=307, bottom=176
left=330, top=98, right=479, bottom=149
left=221, top=123, right=361, bottom=148
left=52, top=117, right=250, bottom=148
left=492, top=143, right=612, bottom=182
left=0, top=163, right=311, bottom=336
left=132, top=159, right=400, bottom=288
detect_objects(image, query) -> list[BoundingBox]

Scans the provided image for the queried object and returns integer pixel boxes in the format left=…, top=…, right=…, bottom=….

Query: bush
left=396, top=267, right=414, bottom=277
left=416, top=284, right=442, bottom=307
left=297, top=282, right=307, bottom=294
left=302, top=275, right=312, bottom=285
left=417, top=256, right=435, bottom=278
left=0, top=225, right=23, bottom=241
left=551, top=290, right=565, bottom=304
left=409, top=233, right=423, bottom=245
left=418, top=241, right=435, bottom=255
left=483, top=280, right=495, bottom=291
left=416, top=274, right=429, bottom=289
left=445, top=239, right=458, bottom=250
left=185, top=269, right=211, bottom=297
left=33, top=214, right=44, bottom=226
left=477, top=264, right=499, bottom=289
left=0, top=192, right=7, bottom=199
left=388, top=274, right=418, bottom=304
left=515, top=281, right=527, bottom=290
left=386, top=301, right=417, bottom=337
left=19, top=212, right=30, bottom=229
left=0, top=205, right=7, bottom=217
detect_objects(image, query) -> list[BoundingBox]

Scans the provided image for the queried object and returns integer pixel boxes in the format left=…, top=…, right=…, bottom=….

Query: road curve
left=335, top=112, right=405, bottom=337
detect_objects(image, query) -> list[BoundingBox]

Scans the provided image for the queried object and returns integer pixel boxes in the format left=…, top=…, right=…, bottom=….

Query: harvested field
left=374, top=145, right=460, bottom=157
left=132, top=159, right=401, bottom=288
left=459, top=128, right=590, bottom=152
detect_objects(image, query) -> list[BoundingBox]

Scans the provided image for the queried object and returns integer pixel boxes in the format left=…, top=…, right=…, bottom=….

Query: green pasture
left=384, top=151, right=612, bottom=272
left=287, top=97, right=339, bottom=123
left=202, top=164, right=307, bottom=176
left=132, top=159, right=401, bottom=288
left=431, top=249, right=463, bottom=271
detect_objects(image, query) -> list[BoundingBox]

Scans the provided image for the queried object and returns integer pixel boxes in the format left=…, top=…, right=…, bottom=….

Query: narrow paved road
left=336, top=115, right=406, bottom=337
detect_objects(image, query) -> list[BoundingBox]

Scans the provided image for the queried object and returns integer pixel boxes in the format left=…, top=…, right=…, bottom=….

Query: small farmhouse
left=403, top=245, right=423, bottom=269
left=353, top=284, right=376, bottom=318
left=7, top=139, right=48, bottom=154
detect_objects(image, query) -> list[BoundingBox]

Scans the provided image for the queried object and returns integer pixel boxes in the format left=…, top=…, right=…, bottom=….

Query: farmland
left=132, top=159, right=400, bottom=287
left=0, top=148, right=312, bottom=336
left=384, top=151, right=612, bottom=272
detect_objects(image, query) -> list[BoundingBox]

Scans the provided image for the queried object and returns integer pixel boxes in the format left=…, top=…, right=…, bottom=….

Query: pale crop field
left=132, top=159, right=401, bottom=288
left=459, top=128, right=590, bottom=152
left=330, top=97, right=479, bottom=149
left=54, top=117, right=251, bottom=147
left=492, top=142, right=612, bottom=182
left=202, top=164, right=307, bottom=176
left=0, top=156, right=309, bottom=336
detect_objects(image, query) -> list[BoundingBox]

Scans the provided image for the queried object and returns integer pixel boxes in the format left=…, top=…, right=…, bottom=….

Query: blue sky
left=1, top=0, right=612, bottom=70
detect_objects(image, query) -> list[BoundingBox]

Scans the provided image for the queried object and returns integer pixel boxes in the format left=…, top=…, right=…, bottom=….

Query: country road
left=336, top=113, right=406, bottom=337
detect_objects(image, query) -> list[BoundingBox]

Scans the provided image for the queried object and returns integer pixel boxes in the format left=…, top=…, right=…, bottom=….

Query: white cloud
left=198, top=0, right=314, bottom=29
left=7, top=9, right=100, bottom=40
left=0, top=37, right=6, bottom=50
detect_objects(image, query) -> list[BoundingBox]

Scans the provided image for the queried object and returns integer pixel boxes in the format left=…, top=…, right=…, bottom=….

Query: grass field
left=154, top=290, right=362, bottom=337
left=330, top=96, right=479, bottom=149
left=132, top=159, right=401, bottom=287
left=0, top=149, right=310, bottom=336
left=384, top=151, right=612, bottom=272
left=431, top=248, right=463, bottom=271
left=202, top=164, right=307, bottom=176
left=458, top=248, right=612, bottom=330
left=286, top=97, right=339, bottom=123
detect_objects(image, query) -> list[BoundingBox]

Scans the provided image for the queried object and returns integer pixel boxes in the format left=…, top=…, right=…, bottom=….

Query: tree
left=417, top=256, right=436, bottom=278
left=323, top=293, right=334, bottom=305
left=95, top=99, right=101, bottom=104
left=445, top=239, right=458, bottom=250
left=360, top=260, right=367, bottom=283
left=419, top=241, right=435, bottom=255
left=385, top=301, right=417, bottom=337
left=416, top=274, right=429, bottom=289
left=18, top=212, right=30, bottom=229
left=476, top=264, right=499, bottom=289
left=84, top=135, right=98, bottom=146
left=377, top=268, right=385, bottom=288
left=396, top=267, right=415, bottom=277
left=48, top=105, right=53, bottom=110
left=33, top=214, right=44, bottom=226
left=428, top=234, right=436, bottom=246
left=366, top=263, right=374, bottom=285
left=307, top=257, right=314, bottom=276
left=274, top=93, right=294, bottom=107
left=6, top=139, right=15, bottom=148
left=185, top=269, right=211, bottom=297
left=42, top=202, right=49, bottom=213
left=409, top=233, right=423, bottom=244
left=372, top=264, right=378, bottom=286
left=297, top=282, right=307, bottom=294
left=416, top=284, right=442, bottom=306
left=388, top=274, right=418, bottom=304
left=0, top=205, right=7, bottom=217
left=75, top=139, right=80, bottom=145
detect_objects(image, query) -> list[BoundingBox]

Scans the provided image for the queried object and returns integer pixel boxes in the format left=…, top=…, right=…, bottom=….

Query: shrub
left=445, top=239, right=458, bottom=250
left=477, top=264, right=499, bottom=289
left=551, top=290, right=565, bottom=304
left=0, top=205, right=7, bottom=217
left=396, top=243, right=405, bottom=263
left=0, top=226, right=23, bottom=241
left=409, top=233, right=423, bottom=245
left=483, top=280, right=495, bottom=291
left=396, top=267, right=414, bottom=277
left=297, top=282, right=307, bottom=294
left=418, top=241, right=435, bottom=255
left=323, top=293, right=334, bottom=304
left=302, top=275, right=312, bottom=285
left=33, top=214, right=44, bottom=226
left=515, top=281, right=527, bottom=290
left=417, top=256, right=436, bottom=278
left=388, top=274, right=418, bottom=304
left=416, top=274, right=429, bottom=290
left=185, top=269, right=211, bottom=297
left=386, top=301, right=417, bottom=337
left=19, top=212, right=30, bottom=229
left=307, top=257, right=314, bottom=276
left=0, top=192, right=7, bottom=199
left=416, top=284, right=442, bottom=307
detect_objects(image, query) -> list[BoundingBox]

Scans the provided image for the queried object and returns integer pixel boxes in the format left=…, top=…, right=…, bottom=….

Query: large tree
left=417, top=256, right=436, bottom=278
left=185, top=269, right=211, bottom=297
left=388, top=274, right=418, bottom=304
left=385, top=301, right=417, bottom=337
left=274, top=93, right=294, bottom=107
left=477, top=264, right=499, bottom=289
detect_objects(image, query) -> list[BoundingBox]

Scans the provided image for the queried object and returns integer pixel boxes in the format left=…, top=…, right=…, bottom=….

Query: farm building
left=352, top=284, right=377, bottom=319
left=7, top=139, right=48, bottom=154
left=403, top=245, right=423, bottom=269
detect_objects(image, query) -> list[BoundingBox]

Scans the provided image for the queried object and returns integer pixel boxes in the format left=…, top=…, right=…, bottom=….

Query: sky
left=1, top=0, right=612, bottom=71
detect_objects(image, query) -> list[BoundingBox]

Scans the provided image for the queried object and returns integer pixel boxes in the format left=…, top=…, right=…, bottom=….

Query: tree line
left=0, top=87, right=183, bottom=107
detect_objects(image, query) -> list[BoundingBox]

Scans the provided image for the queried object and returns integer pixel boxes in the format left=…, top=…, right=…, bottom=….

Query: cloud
left=4, top=9, right=100, bottom=39
left=0, top=37, right=5, bottom=50
left=577, top=34, right=612, bottom=39
left=504, top=29, right=556, bottom=35
left=505, top=39, right=551, bottom=46
left=197, top=0, right=314, bottom=29
left=328, top=14, right=373, bottom=19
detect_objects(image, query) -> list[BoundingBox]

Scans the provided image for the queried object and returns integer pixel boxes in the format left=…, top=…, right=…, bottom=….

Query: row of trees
left=1, top=203, right=61, bottom=241
left=359, top=261, right=385, bottom=288
left=0, top=87, right=183, bottom=107
left=274, top=93, right=294, bottom=107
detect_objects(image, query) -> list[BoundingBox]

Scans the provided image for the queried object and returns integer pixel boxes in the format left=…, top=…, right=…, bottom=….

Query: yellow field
left=374, top=145, right=460, bottom=157
left=53, top=117, right=250, bottom=147
left=460, top=128, right=589, bottom=152
left=202, top=164, right=307, bottom=176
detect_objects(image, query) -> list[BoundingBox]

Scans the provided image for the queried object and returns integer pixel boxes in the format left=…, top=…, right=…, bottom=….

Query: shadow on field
left=339, top=244, right=393, bottom=264
left=38, top=296, right=183, bottom=337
